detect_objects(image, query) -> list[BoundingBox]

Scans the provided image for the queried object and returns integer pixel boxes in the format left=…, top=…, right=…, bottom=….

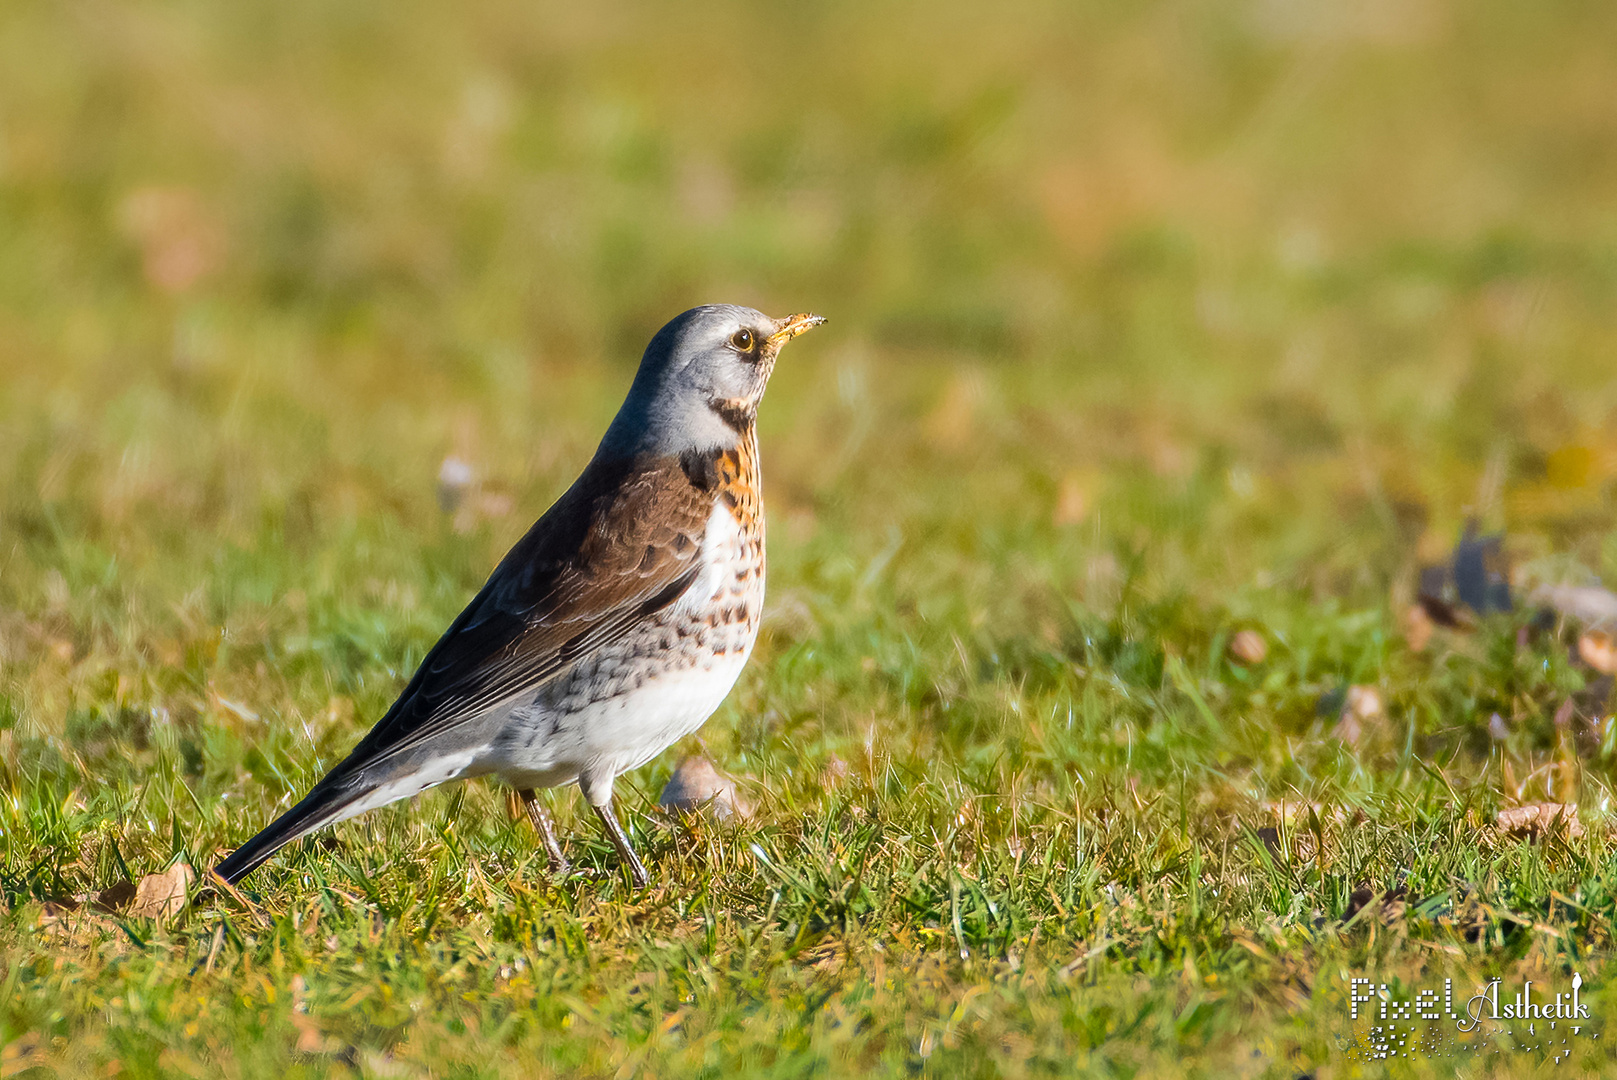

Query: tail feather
left=213, top=776, right=364, bottom=885
left=214, top=749, right=486, bottom=883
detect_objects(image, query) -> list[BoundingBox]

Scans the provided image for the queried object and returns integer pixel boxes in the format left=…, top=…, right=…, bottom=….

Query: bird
left=213, top=304, right=824, bottom=887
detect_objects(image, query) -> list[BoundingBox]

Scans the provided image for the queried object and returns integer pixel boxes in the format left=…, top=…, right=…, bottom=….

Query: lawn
left=4, top=0, right=1617, bottom=1076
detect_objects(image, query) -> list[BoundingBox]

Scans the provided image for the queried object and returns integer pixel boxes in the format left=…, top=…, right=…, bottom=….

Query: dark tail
left=213, top=774, right=365, bottom=885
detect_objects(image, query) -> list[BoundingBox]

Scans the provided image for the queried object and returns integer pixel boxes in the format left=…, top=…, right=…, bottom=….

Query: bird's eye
left=729, top=328, right=756, bottom=352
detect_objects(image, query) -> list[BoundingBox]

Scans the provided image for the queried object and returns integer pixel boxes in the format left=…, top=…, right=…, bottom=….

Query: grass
left=5, top=0, right=1617, bottom=1075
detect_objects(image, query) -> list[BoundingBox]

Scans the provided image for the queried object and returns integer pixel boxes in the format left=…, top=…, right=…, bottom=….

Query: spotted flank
left=213, top=304, right=822, bottom=887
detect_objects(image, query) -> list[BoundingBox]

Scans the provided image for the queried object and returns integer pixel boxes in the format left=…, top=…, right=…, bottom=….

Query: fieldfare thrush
left=214, top=305, right=824, bottom=887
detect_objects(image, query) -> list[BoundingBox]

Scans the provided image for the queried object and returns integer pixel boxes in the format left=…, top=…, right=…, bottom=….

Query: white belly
left=508, top=649, right=751, bottom=786
left=487, top=499, right=762, bottom=793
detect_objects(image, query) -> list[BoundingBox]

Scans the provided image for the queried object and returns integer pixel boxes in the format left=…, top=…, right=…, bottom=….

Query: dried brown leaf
left=1403, top=604, right=1434, bottom=653
left=130, top=862, right=194, bottom=919
left=658, top=756, right=753, bottom=823
left=1228, top=629, right=1268, bottom=665
left=1347, top=685, right=1383, bottom=720
left=1578, top=631, right=1617, bottom=675
left=1343, top=883, right=1408, bottom=924
left=1053, top=473, right=1091, bottom=526
left=93, top=880, right=137, bottom=913
left=1496, top=803, right=1584, bottom=841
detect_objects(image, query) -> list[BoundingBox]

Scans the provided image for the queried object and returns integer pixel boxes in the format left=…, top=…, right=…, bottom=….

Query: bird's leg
left=520, top=788, right=570, bottom=875
left=592, top=799, right=649, bottom=888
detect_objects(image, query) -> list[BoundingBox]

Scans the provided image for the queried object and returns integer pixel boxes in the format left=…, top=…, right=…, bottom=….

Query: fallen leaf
left=1343, top=883, right=1409, bottom=924
left=37, top=901, right=77, bottom=927
left=93, top=880, right=137, bottom=913
left=1053, top=473, right=1091, bottom=526
left=1346, top=685, right=1382, bottom=719
left=1, top=1034, right=44, bottom=1074
left=1403, top=604, right=1434, bottom=652
left=1228, top=629, right=1268, bottom=665
left=1331, top=685, right=1384, bottom=748
left=130, top=863, right=195, bottom=919
left=1530, top=583, right=1617, bottom=629
left=1578, top=630, right=1617, bottom=674
left=658, top=757, right=752, bottom=823
left=1496, top=803, right=1584, bottom=841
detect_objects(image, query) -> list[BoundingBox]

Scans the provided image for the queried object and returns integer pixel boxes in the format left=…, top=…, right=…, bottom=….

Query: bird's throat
left=708, top=396, right=756, bottom=434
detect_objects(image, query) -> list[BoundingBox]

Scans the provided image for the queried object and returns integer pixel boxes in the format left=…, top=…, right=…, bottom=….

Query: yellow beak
left=769, top=312, right=826, bottom=346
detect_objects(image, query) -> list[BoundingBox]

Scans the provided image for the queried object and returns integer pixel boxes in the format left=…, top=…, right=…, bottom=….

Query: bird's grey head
left=601, top=304, right=825, bottom=456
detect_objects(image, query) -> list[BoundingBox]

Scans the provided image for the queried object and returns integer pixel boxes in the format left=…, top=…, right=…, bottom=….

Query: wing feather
left=328, top=452, right=713, bottom=776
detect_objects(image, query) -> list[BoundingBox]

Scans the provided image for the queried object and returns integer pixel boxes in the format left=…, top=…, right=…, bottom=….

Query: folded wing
left=213, top=451, right=713, bottom=883
left=344, top=451, right=714, bottom=771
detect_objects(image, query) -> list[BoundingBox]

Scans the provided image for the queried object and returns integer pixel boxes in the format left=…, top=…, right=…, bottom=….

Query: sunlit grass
left=4, top=0, right=1617, bottom=1076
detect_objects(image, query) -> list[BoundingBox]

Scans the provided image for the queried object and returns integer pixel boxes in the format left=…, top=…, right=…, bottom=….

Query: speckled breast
left=509, top=433, right=766, bottom=778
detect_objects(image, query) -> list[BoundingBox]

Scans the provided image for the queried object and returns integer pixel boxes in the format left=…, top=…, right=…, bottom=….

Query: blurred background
left=10, top=7, right=1617, bottom=1068
left=3, top=0, right=1617, bottom=797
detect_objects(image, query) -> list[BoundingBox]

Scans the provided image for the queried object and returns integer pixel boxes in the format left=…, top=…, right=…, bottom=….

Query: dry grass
left=5, top=0, right=1617, bottom=1075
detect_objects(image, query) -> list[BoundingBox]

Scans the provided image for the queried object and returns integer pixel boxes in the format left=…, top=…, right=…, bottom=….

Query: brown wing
left=331, top=451, right=714, bottom=775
